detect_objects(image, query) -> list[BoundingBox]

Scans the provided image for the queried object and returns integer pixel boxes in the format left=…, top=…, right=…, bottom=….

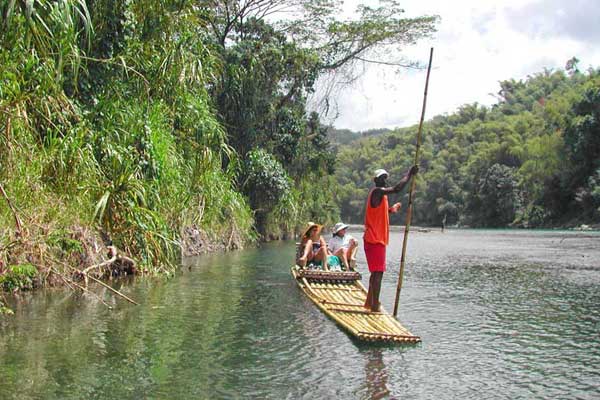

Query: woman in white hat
left=296, top=222, right=328, bottom=270
left=328, top=222, right=358, bottom=271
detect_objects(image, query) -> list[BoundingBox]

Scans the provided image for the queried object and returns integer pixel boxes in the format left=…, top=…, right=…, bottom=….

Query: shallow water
left=1, top=229, right=599, bottom=399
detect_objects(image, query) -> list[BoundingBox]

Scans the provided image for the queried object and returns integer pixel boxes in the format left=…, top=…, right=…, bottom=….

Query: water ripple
left=1, top=231, right=600, bottom=399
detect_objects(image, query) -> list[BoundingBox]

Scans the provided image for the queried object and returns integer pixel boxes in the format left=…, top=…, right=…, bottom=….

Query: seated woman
left=296, top=222, right=328, bottom=270
left=328, top=222, right=358, bottom=271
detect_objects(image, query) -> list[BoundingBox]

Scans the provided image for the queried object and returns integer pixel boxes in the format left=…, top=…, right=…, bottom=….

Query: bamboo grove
left=334, top=62, right=600, bottom=228
left=0, top=0, right=437, bottom=303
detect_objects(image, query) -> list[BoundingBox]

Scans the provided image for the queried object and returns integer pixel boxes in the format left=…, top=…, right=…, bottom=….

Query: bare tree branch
left=355, top=56, right=422, bottom=69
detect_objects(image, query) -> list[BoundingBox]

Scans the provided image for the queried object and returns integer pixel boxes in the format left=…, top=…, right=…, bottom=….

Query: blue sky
left=315, top=0, right=600, bottom=131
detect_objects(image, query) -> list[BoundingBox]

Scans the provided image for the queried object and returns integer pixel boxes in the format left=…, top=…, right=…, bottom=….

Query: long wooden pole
left=393, top=47, right=434, bottom=317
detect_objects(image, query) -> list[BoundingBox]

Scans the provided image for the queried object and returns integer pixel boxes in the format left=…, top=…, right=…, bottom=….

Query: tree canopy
left=334, top=66, right=600, bottom=228
left=0, top=0, right=438, bottom=286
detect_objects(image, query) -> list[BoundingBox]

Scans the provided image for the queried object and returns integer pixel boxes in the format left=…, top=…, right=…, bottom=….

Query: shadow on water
left=1, top=231, right=600, bottom=399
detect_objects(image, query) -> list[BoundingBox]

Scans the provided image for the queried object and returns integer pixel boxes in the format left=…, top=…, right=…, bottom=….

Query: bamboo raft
left=291, top=266, right=420, bottom=343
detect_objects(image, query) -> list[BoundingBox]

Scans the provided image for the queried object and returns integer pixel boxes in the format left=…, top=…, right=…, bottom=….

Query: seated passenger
left=328, top=222, right=358, bottom=271
left=296, top=222, right=328, bottom=270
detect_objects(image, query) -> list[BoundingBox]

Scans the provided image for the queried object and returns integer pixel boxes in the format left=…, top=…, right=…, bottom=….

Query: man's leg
left=371, top=272, right=383, bottom=312
left=364, top=273, right=375, bottom=309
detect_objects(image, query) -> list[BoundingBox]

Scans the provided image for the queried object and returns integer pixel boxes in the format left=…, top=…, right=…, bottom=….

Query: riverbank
left=4, top=219, right=597, bottom=314
left=0, top=222, right=253, bottom=314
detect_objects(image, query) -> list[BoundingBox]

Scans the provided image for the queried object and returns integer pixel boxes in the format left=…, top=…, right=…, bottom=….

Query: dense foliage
left=0, top=0, right=437, bottom=294
left=335, top=66, right=600, bottom=228
left=0, top=0, right=256, bottom=278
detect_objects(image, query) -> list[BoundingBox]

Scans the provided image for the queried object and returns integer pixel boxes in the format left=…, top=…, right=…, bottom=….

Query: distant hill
left=327, top=127, right=391, bottom=147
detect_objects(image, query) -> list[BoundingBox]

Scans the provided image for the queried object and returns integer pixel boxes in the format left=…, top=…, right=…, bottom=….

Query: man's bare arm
left=370, top=165, right=419, bottom=207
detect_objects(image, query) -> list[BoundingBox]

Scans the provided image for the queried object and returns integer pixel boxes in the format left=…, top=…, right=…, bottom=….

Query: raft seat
left=295, top=269, right=361, bottom=282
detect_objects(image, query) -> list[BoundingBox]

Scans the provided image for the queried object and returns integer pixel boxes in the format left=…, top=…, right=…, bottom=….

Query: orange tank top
left=364, top=188, right=389, bottom=245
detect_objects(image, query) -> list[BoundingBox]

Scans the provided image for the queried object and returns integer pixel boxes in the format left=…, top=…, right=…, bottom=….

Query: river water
left=1, top=229, right=599, bottom=399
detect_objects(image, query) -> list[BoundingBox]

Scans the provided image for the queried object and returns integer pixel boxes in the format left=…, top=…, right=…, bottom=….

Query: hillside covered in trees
left=335, top=63, right=600, bottom=228
left=0, top=0, right=437, bottom=302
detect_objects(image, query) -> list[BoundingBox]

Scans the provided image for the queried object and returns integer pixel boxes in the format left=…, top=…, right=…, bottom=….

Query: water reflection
left=364, top=349, right=390, bottom=400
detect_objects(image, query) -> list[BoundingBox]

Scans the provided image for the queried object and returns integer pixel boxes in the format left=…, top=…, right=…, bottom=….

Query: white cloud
left=318, top=0, right=600, bottom=131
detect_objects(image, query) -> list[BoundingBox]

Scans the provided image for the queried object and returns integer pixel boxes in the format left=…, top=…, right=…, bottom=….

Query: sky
left=320, top=0, right=600, bottom=131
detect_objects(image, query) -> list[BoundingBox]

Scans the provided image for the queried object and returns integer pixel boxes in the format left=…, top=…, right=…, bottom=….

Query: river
left=1, top=229, right=599, bottom=399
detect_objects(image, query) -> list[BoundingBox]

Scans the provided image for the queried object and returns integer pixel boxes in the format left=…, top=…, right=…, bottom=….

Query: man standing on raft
left=364, top=166, right=418, bottom=312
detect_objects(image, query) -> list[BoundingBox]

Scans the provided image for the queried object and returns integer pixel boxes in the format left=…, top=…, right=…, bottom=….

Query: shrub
left=0, top=264, right=38, bottom=291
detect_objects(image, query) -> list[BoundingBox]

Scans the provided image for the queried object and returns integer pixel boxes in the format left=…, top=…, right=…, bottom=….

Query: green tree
left=474, top=164, right=521, bottom=226
left=333, top=65, right=600, bottom=228
left=563, top=78, right=600, bottom=216
left=242, top=148, right=293, bottom=236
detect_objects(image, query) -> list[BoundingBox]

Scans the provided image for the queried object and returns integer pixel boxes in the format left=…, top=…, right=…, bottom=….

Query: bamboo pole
left=320, top=300, right=364, bottom=307
left=327, top=308, right=383, bottom=315
left=393, top=48, right=434, bottom=317
left=357, top=331, right=419, bottom=340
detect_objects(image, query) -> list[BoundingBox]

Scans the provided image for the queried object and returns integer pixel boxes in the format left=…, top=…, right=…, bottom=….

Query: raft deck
left=292, top=267, right=421, bottom=343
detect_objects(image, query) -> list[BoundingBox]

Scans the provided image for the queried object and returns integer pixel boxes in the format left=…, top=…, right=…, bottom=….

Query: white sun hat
left=332, top=222, right=349, bottom=234
left=374, top=168, right=389, bottom=179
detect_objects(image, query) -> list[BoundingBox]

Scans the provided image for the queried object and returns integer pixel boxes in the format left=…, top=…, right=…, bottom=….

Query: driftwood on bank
left=78, top=245, right=139, bottom=305
left=81, top=245, right=137, bottom=288
left=85, top=274, right=139, bottom=306
left=48, top=248, right=140, bottom=307
left=82, top=246, right=117, bottom=287
left=50, top=266, right=114, bottom=309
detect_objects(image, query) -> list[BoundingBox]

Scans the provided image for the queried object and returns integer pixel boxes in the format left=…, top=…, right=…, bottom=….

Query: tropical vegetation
left=334, top=61, right=600, bottom=228
left=0, top=0, right=437, bottom=308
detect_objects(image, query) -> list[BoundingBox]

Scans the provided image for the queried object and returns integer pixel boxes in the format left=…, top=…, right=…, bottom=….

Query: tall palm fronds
left=1, top=0, right=92, bottom=86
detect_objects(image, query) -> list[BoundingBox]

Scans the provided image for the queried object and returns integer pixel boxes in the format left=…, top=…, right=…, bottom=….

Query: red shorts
left=364, top=242, right=386, bottom=272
